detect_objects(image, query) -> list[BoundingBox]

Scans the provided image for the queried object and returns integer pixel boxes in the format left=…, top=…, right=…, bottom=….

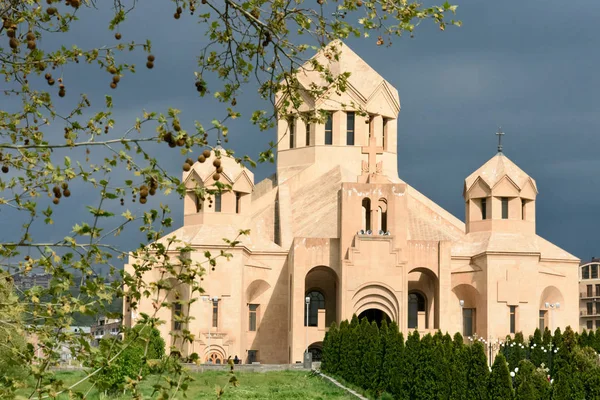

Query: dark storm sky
left=2, top=0, right=598, bottom=267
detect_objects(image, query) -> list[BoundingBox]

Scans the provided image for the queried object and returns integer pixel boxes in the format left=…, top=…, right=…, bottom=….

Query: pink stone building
left=124, top=41, right=579, bottom=364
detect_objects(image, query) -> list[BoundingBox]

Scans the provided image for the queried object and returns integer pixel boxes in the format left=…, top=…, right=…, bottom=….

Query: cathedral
left=124, top=41, right=579, bottom=364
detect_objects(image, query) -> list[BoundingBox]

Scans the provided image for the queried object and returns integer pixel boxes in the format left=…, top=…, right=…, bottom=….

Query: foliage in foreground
left=322, top=320, right=600, bottom=400
left=0, top=0, right=460, bottom=398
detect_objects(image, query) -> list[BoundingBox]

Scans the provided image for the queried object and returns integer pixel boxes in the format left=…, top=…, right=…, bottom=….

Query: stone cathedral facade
left=124, top=41, right=579, bottom=364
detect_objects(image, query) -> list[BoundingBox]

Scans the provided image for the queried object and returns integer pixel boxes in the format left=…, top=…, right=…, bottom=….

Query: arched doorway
left=206, top=352, right=223, bottom=364
left=358, top=308, right=391, bottom=327
left=308, top=342, right=323, bottom=361
left=408, top=291, right=427, bottom=329
left=305, top=266, right=338, bottom=327
left=539, top=286, right=564, bottom=332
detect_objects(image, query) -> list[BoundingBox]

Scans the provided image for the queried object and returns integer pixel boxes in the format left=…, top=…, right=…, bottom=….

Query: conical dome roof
left=464, top=153, right=537, bottom=193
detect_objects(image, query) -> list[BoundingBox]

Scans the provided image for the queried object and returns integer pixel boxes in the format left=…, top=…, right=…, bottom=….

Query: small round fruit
left=110, top=82, right=117, bottom=89
left=27, top=40, right=36, bottom=50
left=108, top=66, right=117, bottom=74
left=182, top=163, right=191, bottom=172
left=185, top=158, right=194, bottom=165
left=146, top=61, right=154, bottom=69
left=53, top=198, right=60, bottom=205
left=61, top=182, right=68, bottom=189
left=45, top=73, right=52, bottom=80
left=197, top=155, right=206, bottom=163
left=177, top=6, right=182, bottom=13
left=112, top=75, right=120, bottom=83
left=213, top=172, right=221, bottom=181
left=174, top=12, right=180, bottom=19
left=1, top=165, right=8, bottom=173
left=26, top=32, right=35, bottom=41
left=115, top=32, right=122, bottom=40
left=149, top=188, right=156, bottom=196
left=213, top=158, right=221, bottom=168
left=216, top=166, right=223, bottom=173
left=59, top=89, right=65, bottom=97
left=63, top=189, right=71, bottom=197
left=47, top=7, right=57, bottom=15
left=168, top=141, right=177, bottom=148
left=48, top=78, right=55, bottom=85
left=139, top=197, right=147, bottom=204
left=147, top=54, right=155, bottom=62
left=202, top=149, right=211, bottom=158
left=9, top=38, right=18, bottom=49
left=176, top=138, right=185, bottom=147
left=140, top=188, right=149, bottom=197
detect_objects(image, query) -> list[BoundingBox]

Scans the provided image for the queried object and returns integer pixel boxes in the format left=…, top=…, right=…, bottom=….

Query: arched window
left=362, top=198, right=371, bottom=232
left=304, top=291, right=325, bottom=327
left=408, top=292, right=426, bottom=329
left=378, top=198, right=387, bottom=233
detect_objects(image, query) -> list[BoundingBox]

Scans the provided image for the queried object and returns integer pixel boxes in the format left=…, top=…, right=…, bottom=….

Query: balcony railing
left=580, top=292, right=600, bottom=299
left=580, top=310, right=600, bottom=317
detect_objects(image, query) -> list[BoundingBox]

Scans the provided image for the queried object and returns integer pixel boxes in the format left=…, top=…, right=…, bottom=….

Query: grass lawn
left=18, top=369, right=358, bottom=399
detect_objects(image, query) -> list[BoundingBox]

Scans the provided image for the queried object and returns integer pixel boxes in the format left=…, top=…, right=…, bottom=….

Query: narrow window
left=509, top=306, right=517, bottom=334
left=306, top=121, right=311, bottom=146
left=583, top=265, right=590, bottom=279
left=249, top=304, right=259, bottom=331
left=593, top=264, right=599, bottom=279
left=481, top=198, right=487, bottom=220
left=235, top=192, right=241, bottom=214
left=362, top=198, right=371, bottom=231
left=346, top=112, right=355, bottom=145
left=212, top=300, right=219, bottom=328
left=596, top=320, right=600, bottom=329
left=324, top=112, right=333, bottom=145
left=596, top=284, right=600, bottom=297
left=288, top=117, right=295, bottom=149
left=521, top=199, right=526, bottom=220
left=539, top=310, right=546, bottom=331
left=588, top=284, right=593, bottom=297
left=462, top=308, right=475, bottom=336
left=173, top=301, right=182, bottom=331
left=215, top=192, right=222, bottom=212
left=383, top=118, right=389, bottom=150
left=587, top=302, right=593, bottom=315
left=596, top=302, right=600, bottom=315
left=195, top=193, right=202, bottom=212
left=304, top=291, right=325, bottom=327
left=368, top=115, right=374, bottom=139
left=588, top=320, right=593, bottom=330
left=501, top=197, right=509, bottom=219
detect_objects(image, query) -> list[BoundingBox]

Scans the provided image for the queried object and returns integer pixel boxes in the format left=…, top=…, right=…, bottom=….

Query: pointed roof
left=282, top=40, right=400, bottom=114
left=464, top=153, right=537, bottom=194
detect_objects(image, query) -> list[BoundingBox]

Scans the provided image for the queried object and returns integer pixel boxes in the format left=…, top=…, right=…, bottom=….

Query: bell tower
left=274, top=41, right=401, bottom=183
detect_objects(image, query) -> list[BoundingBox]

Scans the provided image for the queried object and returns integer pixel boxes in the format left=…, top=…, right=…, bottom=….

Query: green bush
left=488, top=353, right=513, bottom=400
left=466, top=341, right=489, bottom=400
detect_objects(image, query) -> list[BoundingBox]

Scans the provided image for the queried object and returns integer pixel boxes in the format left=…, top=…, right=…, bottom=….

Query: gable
left=203, top=169, right=233, bottom=185
left=520, top=178, right=538, bottom=200
left=365, top=81, right=400, bottom=118
left=233, top=170, right=254, bottom=194
left=492, top=175, right=520, bottom=197
left=184, top=170, right=204, bottom=189
left=466, top=177, right=491, bottom=198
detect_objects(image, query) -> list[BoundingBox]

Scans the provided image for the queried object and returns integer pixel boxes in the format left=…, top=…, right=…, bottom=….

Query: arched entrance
left=305, top=266, right=338, bottom=327
left=407, top=268, right=438, bottom=330
left=352, top=282, right=400, bottom=322
left=358, top=308, right=391, bottom=327
left=206, top=352, right=223, bottom=364
left=308, top=342, right=323, bottom=361
left=539, top=286, right=564, bottom=332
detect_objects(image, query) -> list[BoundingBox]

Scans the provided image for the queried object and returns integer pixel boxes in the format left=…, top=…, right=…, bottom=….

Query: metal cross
left=496, top=127, right=504, bottom=153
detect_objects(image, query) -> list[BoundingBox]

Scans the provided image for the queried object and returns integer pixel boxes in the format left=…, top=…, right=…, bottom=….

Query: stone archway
left=452, top=284, right=481, bottom=337
left=308, top=341, right=323, bottom=361
left=539, top=286, right=565, bottom=332
left=352, top=282, right=400, bottom=322
left=408, top=268, right=439, bottom=330
left=305, top=266, right=338, bottom=327
left=358, top=308, right=392, bottom=327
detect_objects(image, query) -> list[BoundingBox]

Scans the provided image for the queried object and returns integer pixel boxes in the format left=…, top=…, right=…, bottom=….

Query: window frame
left=481, top=198, right=487, bottom=220
left=288, top=117, right=296, bottom=149
left=346, top=112, right=355, bottom=145
left=501, top=197, right=509, bottom=219
left=212, top=299, right=219, bottom=328
left=248, top=304, right=259, bottom=332
left=214, top=192, right=222, bottom=212
left=324, top=112, right=333, bottom=145
left=509, top=305, right=517, bottom=334
left=304, top=291, right=325, bottom=327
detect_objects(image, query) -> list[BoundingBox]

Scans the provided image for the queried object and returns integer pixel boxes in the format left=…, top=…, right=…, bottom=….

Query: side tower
left=275, top=41, right=401, bottom=183
left=463, top=150, right=538, bottom=234
left=182, top=148, right=254, bottom=226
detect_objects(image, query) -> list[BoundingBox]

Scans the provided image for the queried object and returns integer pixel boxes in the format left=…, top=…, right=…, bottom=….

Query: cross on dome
left=496, top=127, right=504, bottom=153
